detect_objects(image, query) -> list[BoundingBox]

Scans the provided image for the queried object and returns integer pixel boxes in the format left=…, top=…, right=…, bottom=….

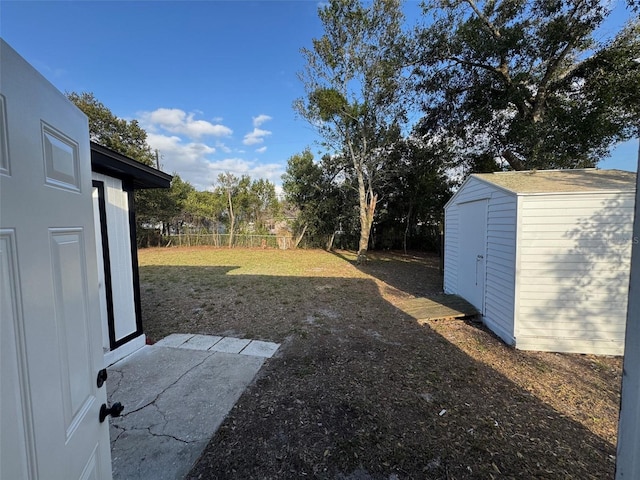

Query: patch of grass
left=137, top=246, right=622, bottom=480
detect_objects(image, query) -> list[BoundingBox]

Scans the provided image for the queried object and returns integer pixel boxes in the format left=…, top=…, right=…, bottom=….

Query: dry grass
left=138, top=247, right=622, bottom=480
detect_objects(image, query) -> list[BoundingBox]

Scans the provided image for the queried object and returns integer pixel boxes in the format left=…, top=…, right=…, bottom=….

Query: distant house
left=444, top=168, right=636, bottom=355
left=91, top=142, right=172, bottom=365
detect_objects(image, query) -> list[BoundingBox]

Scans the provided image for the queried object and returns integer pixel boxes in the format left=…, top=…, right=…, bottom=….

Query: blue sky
left=2, top=0, right=638, bottom=192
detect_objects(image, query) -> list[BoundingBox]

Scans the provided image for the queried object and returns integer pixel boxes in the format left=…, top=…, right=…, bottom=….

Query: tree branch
left=502, top=149, right=525, bottom=171
left=464, top=0, right=502, bottom=39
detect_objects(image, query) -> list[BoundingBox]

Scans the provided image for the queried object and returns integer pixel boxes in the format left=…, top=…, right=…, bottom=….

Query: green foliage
left=135, top=174, right=194, bottom=233
left=67, top=92, right=156, bottom=166
left=214, top=172, right=280, bottom=237
left=374, top=139, right=453, bottom=251
left=412, top=0, right=640, bottom=172
left=283, top=149, right=357, bottom=248
left=184, top=189, right=225, bottom=232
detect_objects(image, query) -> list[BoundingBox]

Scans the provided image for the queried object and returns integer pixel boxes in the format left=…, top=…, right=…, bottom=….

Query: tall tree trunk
left=326, top=232, right=336, bottom=251
left=356, top=167, right=377, bottom=263
left=294, top=224, right=308, bottom=249
left=227, top=188, right=235, bottom=248
left=403, top=203, right=413, bottom=255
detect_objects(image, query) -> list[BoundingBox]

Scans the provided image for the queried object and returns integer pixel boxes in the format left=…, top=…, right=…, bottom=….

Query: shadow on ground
left=136, top=252, right=618, bottom=479
left=331, top=250, right=445, bottom=298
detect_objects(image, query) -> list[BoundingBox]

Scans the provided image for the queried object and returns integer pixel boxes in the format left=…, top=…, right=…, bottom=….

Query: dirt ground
left=138, top=247, right=622, bottom=480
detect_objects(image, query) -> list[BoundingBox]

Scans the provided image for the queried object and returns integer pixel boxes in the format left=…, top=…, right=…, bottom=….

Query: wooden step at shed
left=398, top=294, right=478, bottom=323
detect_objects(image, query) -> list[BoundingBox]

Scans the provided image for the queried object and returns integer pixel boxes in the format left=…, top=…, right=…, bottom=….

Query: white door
left=0, top=40, right=112, bottom=479
left=457, top=199, right=487, bottom=313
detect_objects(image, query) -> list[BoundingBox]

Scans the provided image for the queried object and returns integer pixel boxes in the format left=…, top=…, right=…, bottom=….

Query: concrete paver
left=241, top=340, right=280, bottom=358
left=210, top=336, right=251, bottom=354
left=183, top=334, right=223, bottom=350
left=153, top=333, right=194, bottom=348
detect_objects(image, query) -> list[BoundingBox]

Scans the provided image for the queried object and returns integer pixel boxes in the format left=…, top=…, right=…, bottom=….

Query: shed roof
left=90, top=141, right=172, bottom=190
left=473, top=168, right=636, bottom=194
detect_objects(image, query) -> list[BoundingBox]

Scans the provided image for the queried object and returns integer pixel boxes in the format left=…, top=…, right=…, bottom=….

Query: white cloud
left=145, top=132, right=283, bottom=191
left=147, top=133, right=216, bottom=165
left=205, top=159, right=285, bottom=189
left=252, top=114, right=272, bottom=127
left=214, top=141, right=232, bottom=154
left=243, top=127, right=272, bottom=145
left=140, top=108, right=232, bottom=139
left=138, top=108, right=283, bottom=191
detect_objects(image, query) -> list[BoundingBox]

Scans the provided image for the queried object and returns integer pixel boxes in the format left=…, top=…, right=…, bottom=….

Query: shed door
left=0, top=41, right=112, bottom=479
left=457, top=199, right=488, bottom=313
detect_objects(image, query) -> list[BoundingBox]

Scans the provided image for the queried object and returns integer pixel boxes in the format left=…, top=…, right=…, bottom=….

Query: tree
left=215, top=172, right=240, bottom=248
left=412, top=0, right=640, bottom=173
left=248, top=178, right=279, bottom=234
left=67, top=92, right=156, bottom=166
left=296, top=0, right=407, bottom=261
left=376, top=138, right=452, bottom=252
left=283, top=149, right=351, bottom=249
left=135, top=174, right=193, bottom=235
left=184, top=189, right=225, bottom=234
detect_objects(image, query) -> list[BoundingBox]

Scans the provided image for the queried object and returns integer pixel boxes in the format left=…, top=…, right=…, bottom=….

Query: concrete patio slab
left=107, top=334, right=279, bottom=480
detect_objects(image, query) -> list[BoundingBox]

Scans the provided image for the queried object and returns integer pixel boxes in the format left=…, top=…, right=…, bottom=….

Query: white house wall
left=444, top=177, right=518, bottom=343
left=515, top=192, right=634, bottom=355
left=92, top=172, right=138, bottom=344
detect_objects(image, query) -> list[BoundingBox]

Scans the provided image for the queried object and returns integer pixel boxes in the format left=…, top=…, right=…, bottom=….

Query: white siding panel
left=516, top=336, right=623, bottom=355
left=92, top=173, right=137, bottom=344
left=443, top=208, right=458, bottom=294
left=483, top=186, right=517, bottom=342
left=515, top=192, right=633, bottom=354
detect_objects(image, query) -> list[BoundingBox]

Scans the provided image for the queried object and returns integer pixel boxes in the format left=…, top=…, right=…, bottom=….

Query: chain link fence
left=159, top=233, right=294, bottom=249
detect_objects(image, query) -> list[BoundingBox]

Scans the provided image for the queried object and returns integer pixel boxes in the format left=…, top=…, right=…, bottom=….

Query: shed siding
left=483, top=188, right=517, bottom=344
left=92, top=172, right=138, bottom=344
left=515, top=192, right=634, bottom=355
left=443, top=208, right=458, bottom=294
left=445, top=178, right=517, bottom=343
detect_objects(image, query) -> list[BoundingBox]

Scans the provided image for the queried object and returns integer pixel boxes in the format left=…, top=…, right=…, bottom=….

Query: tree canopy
left=411, top=0, right=640, bottom=173
left=67, top=92, right=156, bottom=166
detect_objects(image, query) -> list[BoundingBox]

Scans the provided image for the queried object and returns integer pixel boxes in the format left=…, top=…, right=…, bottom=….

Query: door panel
left=0, top=40, right=112, bottom=479
left=50, top=229, right=95, bottom=433
left=0, top=231, right=37, bottom=480
left=457, top=200, right=487, bottom=312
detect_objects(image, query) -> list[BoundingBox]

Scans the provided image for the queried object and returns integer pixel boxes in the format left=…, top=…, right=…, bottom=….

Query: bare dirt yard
left=138, top=247, right=622, bottom=480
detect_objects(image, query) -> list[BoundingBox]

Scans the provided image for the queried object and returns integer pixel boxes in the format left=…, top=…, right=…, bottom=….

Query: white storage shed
left=444, top=169, right=636, bottom=355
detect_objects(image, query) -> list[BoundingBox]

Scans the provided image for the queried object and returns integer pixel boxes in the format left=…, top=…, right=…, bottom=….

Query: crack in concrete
left=109, top=368, right=124, bottom=396
left=111, top=424, right=126, bottom=443
left=111, top=404, right=196, bottom=447
left=119, top=352, right=214, bottom=417
left=145, top=426, right=195, bottom=444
